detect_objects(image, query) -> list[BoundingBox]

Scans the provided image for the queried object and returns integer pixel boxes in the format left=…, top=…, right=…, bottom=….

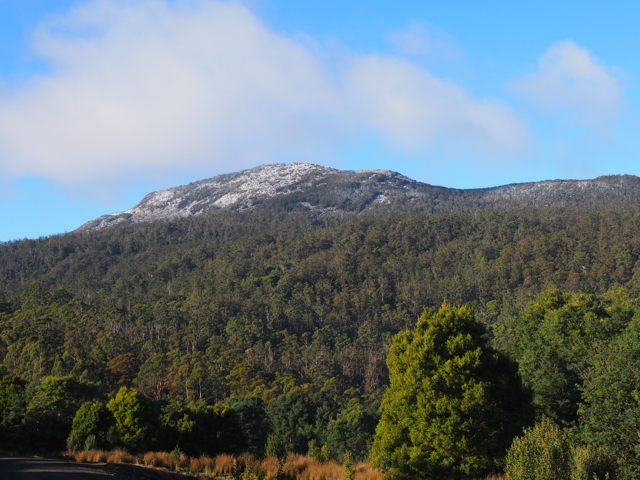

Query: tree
left=67, top=400, right=115, bottom=451
left=497, top=289, right=633, bottom=428
left=227, top=395, right=270, bottom=456
left=325, top=398, right=379, bottom=461
left=265, top=389, right=316, bottom=454
left=160, top=399, right=245, bottom=457
left=20, top=376, right=94, bottom=450
left=370, top=304, right=534, bottom=479
left=0, top=373, right=26, bottom=426
left=504, top=418, right=571, bottom=480
left=107, top=387, right=159, bottom=452
left=580, top=314, right=640, bottom=479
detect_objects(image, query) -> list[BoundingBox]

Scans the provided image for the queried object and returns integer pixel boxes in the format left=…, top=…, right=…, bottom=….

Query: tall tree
left=370, top=304, right=533, bottom=479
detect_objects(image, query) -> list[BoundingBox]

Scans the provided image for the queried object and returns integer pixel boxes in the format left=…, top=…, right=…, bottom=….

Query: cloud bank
left=511, top=40, right=624, bottom=129
left=0, top=0, right=531, bottom=184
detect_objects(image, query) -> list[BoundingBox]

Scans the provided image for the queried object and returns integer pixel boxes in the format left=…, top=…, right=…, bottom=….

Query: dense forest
left=2, top=209, right=640, bottom=397
left=2, top=207, right=640, bottom=477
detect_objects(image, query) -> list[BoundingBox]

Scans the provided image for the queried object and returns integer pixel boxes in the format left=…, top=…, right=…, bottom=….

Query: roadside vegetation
left=2, top=208, right=640, bottom=478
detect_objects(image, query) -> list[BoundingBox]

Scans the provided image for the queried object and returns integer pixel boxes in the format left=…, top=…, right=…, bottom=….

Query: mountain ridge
left=78, top=162, right=640, bottom=231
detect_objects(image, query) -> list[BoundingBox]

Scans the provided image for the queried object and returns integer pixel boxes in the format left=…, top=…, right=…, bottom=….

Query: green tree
left=0, top=373, right=26, bottom=426
left=107, top=387, right=159, bottom=452
left=325, top=398, right=379, bottom=461
left=504, top=418, right=571, bottom=480
left=67, top=400, right=115, bottom=451
left=370, top=304, right=534, bottom=479
left=498, top=289, right=633, bottom=428
left=580, top=313, right=640, bottom=479
left=20, top=376, right=94, bottom=450
left=160, top=399, right=245, bottom=456
left=265, top=389, right=316, bottom=454
left=227, top=395, right=270, bottom=456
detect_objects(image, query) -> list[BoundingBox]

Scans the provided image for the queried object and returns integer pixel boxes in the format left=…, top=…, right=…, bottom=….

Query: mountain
left=77, top=163, right=640, bottom=231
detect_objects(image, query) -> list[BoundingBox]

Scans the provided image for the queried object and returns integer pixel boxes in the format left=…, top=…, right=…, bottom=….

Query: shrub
left=160, top=399, right=246, bottom=457
left=343, top=451, right=354, bottom=480
left=67, top=400, right=115, bottom=451
left=0, top=374, right=25, bottom=427
left=266, top=434, right=286, bottom=459
left=308, top=440, right=322, bottom=461
left=67, top=430, right=85, bottom=452
left=571, top=445, right=616, bottom=480
left=84, top=434, right=98, bottom=451
left=21, top=376, right=94, bottom=450
left=505, top=418, right=571, bottom=480
left=228, top=395, right=270, bottom=456
left=265, top=390, right=316, bottom=455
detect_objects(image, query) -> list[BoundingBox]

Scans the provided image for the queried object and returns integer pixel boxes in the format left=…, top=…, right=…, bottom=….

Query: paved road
left=0, top=458, right=195, bottom=480
left=0, top=458, right=117, bottom=479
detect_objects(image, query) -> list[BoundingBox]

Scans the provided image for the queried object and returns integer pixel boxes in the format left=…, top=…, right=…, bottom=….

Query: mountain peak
left=77, top=165, right=640, bottom=232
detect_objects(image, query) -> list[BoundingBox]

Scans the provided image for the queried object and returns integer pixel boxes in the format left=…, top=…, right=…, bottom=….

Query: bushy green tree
left=571, top=445, right=616, bottom=480
left=325, top=398, right=379, bottom=461
left=504, top=419, right=616, bottom=480
left=67, top=400, right=115, bottom=451
left=265, top=389, right=317, bottom=454
left=0, top=373, right=26, bottom=426
left=20, top=376, right=94, bottom=450
left=580, top=314, right=640, bottom=479
left=505, top=418, right=571, bottom=480
left=498, top=289, right=633, bottom=427
left=160, top=399, right=245, bottom=456
left=107, top=387, right=159, bottom=452
left=227, top=395, right=269, bottom=456
left=370, top=304, right=534, bottom=479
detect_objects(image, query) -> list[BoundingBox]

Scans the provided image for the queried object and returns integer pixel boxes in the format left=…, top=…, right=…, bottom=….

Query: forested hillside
left=3, top=206, right=640, bottom=477
left=2, top=208, right=640, bottom=400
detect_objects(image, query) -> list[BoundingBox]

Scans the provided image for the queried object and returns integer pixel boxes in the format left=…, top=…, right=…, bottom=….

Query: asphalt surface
left=0, top=458, right=195, bottom=480
left=0, top=458, right=118, bottom=479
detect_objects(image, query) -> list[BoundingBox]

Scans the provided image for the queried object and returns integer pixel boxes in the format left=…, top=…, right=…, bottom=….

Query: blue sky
left=1, top=0, right=639, bottom=241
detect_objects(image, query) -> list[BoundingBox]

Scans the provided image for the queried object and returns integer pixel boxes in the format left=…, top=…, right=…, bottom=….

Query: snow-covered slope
left=78, top=163, right=640, bottom=231
left=79, top=163, right=339, bottom=230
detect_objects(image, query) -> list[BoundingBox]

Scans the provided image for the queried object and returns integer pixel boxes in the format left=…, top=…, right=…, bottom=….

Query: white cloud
left=511, top=41, right=624, bottom=128
left=0, top=0, right=531, bottom=185
left=346, top=56, right=530, bottom=156
left=388, top=22, right=461, bottom=59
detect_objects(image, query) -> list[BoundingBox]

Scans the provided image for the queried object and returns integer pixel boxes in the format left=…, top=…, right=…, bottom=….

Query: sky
left=1, top=0, right=640, bottom=241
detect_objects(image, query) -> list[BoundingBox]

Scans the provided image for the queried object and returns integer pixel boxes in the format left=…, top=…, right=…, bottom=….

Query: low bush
left=571, top=445, right=616, bottom=480
left=505, top=418, right=571, bottom=480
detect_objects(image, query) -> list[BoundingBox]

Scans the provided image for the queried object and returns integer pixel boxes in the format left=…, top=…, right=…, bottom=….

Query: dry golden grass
left=66, top=449, right=502, bottom=480
left=214, top=453, right=237, bottom=475
left=189, top=455, right=210, bottom=473
left=107, top=448, right=136, bottom=464
left=66, top=450, right=107, bottom=463
left=257, top=456, right=280, bottom=479
left=353, top=462, right=386, bottom=480
left=287, top=455, right=344, bottom=480
left=143, top=451, right=173, bottom=469
left=66, top=449, right=134, bottom=464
